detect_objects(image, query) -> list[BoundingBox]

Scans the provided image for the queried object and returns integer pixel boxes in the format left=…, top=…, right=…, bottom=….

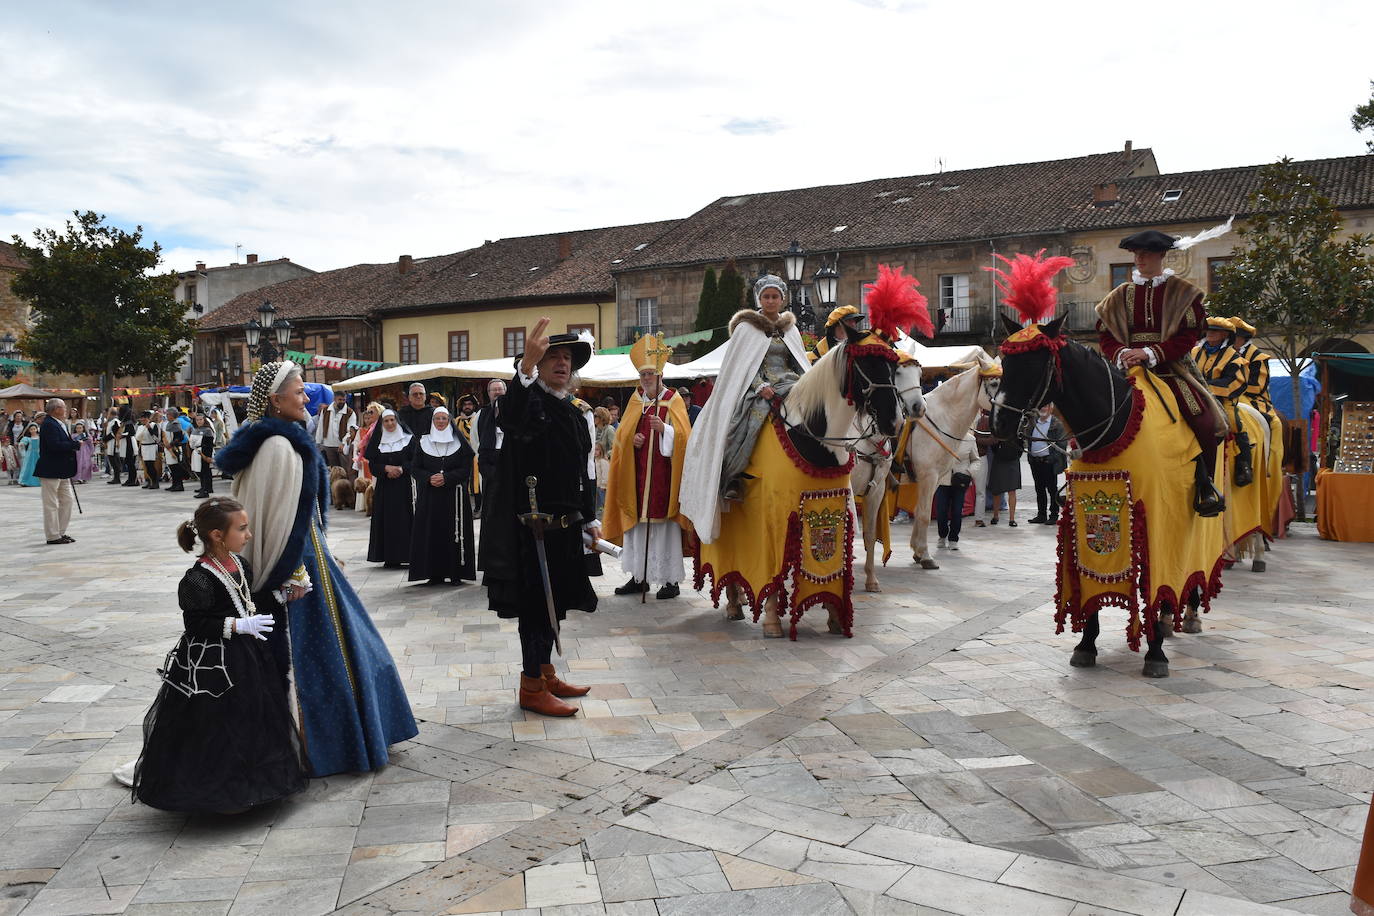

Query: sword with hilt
left=518, top=474, right=563, bottom=655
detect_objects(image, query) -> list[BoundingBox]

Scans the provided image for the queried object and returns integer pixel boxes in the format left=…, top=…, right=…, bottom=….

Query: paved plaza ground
left=1, top=475, right=1372, bottom=916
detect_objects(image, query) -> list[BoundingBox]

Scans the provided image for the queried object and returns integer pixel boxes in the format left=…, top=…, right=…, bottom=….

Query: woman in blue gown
left=17, top=423, right=40, bottom=486
left=215, top=361, right=417, bottom=776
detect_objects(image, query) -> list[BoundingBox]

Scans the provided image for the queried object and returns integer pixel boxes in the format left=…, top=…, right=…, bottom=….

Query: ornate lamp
left=813, top=261, right=839, bottom=309
left=783, top=241, right=805, bottom=283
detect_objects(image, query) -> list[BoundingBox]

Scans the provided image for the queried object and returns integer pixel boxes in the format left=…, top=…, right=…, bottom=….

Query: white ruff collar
left=1133, top=268, right=1174, bottom=287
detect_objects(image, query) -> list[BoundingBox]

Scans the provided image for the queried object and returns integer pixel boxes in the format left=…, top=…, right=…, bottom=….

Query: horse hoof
left=762, top=620, right=784, bottom=639
left=1181, top=618, right=1202, bottom=634
left=919, top=558, right=939, bottom=570
left=827, top=617, right=844, bottom=635
left=864, top=581, right=882, bottom=593
left=724, top=604, right=745, bottom=621
left=1070, top=650, right=1097, bottom=668
left=1142, top=660, right=1170, bottom=678
left=1250, top=559, right=1266, bottom=573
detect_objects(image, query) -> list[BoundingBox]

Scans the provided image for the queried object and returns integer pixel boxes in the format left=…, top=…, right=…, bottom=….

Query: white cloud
left=1, top=0, right=1370, bottom=273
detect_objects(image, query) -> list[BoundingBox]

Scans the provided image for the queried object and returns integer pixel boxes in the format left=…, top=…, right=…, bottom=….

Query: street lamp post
left=244, top=301, right=293, bottom=365
left=0, top=332, right=17, bottom=381
left=781, top=241, right=817, bottom=335
left=813, top=260, right=840, bottom=317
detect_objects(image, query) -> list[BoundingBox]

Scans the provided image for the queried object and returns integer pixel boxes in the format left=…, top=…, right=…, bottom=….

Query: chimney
left=246, top=253, right=258, bottom=265
left=1093, top=182, right=1119, bottom=207
left=1123, top=139, right=1133, bottom=167
left=398, top=254, right=413, bottom=274
left=556, top=234, right=573, bottom=261
left=195, top=261, right=206, bottom=271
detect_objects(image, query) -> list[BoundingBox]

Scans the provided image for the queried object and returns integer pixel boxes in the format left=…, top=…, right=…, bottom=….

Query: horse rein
left=993, top=347, right=1134, bottom=457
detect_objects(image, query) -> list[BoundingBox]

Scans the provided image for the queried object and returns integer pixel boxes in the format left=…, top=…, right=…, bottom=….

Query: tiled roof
left=612, top=150, right=1374, bottom=271
left=0, top=241, right=26, bottom=271
left=198, top=254, right=467, bottom=330
left=381, top=219, right=682, bottom=314
left=1063, top=154, right=1374, bottom=230
left=611, top=150, right=1159, bottom=270
left=201, top=220, right=682, bottom=328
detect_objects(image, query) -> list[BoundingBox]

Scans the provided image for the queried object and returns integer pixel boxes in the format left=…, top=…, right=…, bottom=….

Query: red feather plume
left=863, top=264, right=933, bottom=339
left=983, top=250, right=1074, bottom=325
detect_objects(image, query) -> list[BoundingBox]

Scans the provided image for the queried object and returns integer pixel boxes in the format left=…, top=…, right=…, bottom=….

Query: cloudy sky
left=2, top=0, right=1370, bottom=274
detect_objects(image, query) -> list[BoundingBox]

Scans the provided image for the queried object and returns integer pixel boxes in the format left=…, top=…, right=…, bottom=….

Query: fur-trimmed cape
left=215, top=418, right=327, bottom=593
left=729, top=308, right=797, bottom=337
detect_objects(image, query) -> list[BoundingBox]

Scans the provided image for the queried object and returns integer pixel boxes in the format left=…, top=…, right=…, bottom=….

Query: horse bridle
left=993, top=347, right=1134, bottom=456
left=772, top=348, right=907, bottom=451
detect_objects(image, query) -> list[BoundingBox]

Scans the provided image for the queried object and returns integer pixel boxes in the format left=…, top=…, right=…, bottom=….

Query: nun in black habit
left=408, top=406, right=476, bottom=585
left=365, top=409, right=414, bottom=568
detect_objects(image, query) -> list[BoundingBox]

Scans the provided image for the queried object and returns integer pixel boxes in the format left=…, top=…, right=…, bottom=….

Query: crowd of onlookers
left=4, top=404, right=228, bottom=495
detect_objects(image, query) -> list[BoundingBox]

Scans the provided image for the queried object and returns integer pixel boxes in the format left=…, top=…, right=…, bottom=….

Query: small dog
left=363, top=479, right=376, bottom=517
left=329, top=466, right=353, bottom=510
left=353, top=475, right=369, bottom=511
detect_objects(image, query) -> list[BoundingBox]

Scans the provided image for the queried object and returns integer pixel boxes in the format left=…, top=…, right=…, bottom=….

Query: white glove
left=234, top=614, right=275, bottom=641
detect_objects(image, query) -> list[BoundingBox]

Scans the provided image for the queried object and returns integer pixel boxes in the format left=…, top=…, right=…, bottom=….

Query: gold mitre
left=630, top=331, right=674, bottom=374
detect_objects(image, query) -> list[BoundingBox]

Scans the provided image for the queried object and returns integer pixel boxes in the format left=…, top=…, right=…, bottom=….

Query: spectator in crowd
left=397, top=382, right=433, bottom=436
left=2, top=434, right=19, bottom=485
left=1027, top=404, right=1070, bottom=524
left=987, top=435, right=1022, bottom=527
left=71, top=420, right=95, bottom=483
left=935, top=432, right=980, bottom=550
left=17, top=422, right=40, bottom=487
left=314, top=391, right=358, bottom=481
left=35, top=398, right=80, bottom=545
left=678, top=387, right=702, bottom=425
left=593, top=407, right=615, bottom=462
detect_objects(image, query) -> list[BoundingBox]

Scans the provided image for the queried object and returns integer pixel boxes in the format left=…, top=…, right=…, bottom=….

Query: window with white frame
left=636, top=296, right=659, bottom=332
left=939, top=274, right=970, bottom=333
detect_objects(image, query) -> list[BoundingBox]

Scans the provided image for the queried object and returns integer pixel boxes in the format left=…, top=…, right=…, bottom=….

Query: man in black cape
left=479, top=319, right=600, bottom=717
left=397, top=382, right=434, bottom=437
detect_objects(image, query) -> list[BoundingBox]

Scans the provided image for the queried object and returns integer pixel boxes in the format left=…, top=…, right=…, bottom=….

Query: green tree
left=694, top=266, right=718, bottom=331
left=10, top=211, right=194, bottom=410
left=1209, top=158, right=1374, bottom=514
left=1353, top=81, right=1374, bottom=152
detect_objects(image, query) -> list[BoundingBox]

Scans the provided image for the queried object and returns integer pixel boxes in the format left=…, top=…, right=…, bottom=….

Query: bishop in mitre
left=603, top=334, right=692, bottom=600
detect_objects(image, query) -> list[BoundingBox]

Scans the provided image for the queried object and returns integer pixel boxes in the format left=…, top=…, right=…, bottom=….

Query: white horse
left=902, top=354, right=1000, bottom=570
left=852, top=361, right=925, bottom=592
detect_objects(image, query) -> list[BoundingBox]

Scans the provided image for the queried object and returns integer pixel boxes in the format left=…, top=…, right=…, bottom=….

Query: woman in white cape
left=680, top=274, right=811, bottom=545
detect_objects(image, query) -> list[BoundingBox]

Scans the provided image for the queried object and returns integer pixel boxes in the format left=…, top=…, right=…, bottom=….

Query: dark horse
left=993, top=315, right=1210, bottom=678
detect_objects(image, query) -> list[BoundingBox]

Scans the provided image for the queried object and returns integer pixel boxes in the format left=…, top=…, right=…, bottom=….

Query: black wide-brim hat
left=515, top=333, right=593, bottom=371
left=1119, top=230, right=1178, bottom=252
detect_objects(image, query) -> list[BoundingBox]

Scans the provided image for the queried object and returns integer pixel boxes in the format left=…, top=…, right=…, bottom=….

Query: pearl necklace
left=207, top=554, right=256, bottom=617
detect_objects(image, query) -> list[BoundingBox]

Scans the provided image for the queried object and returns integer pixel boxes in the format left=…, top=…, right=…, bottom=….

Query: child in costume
left=131, top=497, right=306, bottom=812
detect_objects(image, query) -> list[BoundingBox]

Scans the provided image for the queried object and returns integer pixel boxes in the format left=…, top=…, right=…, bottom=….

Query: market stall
left=1312, top=353, right=1374, bottom=543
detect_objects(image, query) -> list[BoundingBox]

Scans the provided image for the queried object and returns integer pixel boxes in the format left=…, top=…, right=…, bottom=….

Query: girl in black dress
left=132, top=498, right=306, bottom=812
left=408, top=406, right=476, bottom=585
left=365, top=409, right=414, bottom=568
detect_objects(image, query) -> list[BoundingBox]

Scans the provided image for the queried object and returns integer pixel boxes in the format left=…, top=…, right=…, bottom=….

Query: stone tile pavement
left=0, top=476, right=1370, bottom=915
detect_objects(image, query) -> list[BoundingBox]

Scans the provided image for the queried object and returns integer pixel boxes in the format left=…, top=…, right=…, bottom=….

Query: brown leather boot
left=519, top=674, right=578, bottom=717
left=541, top=664, right=591, bottom=698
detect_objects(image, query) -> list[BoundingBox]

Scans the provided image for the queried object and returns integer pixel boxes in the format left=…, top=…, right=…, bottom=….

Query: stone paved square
left=0, top=478, right=1368, bottom=914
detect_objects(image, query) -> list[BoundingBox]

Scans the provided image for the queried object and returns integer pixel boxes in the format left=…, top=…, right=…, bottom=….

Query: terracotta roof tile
left=0, top=241, right=26, bottom=271
left=384, top=219, right=682, bottom=313
left=612, top=150, right=1158, bottom=270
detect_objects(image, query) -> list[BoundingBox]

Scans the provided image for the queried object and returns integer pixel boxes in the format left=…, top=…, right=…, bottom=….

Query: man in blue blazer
left=36, top=397, right=79, bottom=545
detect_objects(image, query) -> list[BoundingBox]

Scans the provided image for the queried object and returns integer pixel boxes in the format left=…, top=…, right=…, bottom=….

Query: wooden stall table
left=1316, top=469, right=1374, bottom=542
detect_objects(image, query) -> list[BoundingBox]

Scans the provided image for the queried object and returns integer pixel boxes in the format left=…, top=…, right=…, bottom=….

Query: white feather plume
left=1173, top=216, right=1234, bottom=251
left=576, top=327, right=597, bottom=356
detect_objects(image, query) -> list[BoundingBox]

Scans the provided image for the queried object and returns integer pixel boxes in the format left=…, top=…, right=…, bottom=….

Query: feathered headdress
left=863, top=264, right=933, bottom=339
left=984, top=250, right=1074, bottom=326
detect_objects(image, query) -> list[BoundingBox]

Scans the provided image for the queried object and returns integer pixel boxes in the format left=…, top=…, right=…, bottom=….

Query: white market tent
left=333, top=354, right=712, bottom=392
left=333, top=334, right=991, bottom=394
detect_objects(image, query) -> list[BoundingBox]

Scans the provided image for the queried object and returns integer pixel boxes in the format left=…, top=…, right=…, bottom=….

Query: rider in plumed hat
left=1095, top=221, right=1235, bottom=516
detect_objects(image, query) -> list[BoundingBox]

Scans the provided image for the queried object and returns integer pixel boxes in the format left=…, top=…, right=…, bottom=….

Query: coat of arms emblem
left=1081, top=489, right=1125, bottom=555
left=803, top=507, right=845, bottom=562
